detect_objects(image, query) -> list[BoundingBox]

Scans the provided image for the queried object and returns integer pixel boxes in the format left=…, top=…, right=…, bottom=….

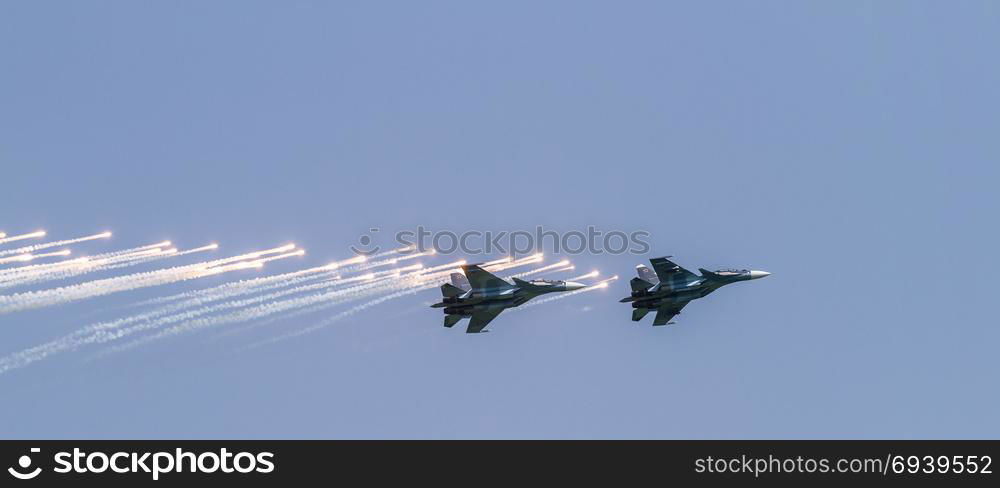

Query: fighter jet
left=431, top=263, right=586, bottom=333
left=621, top=256, right=770, bottom=326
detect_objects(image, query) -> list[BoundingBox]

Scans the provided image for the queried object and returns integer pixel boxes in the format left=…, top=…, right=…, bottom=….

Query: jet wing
left=652, top=302, right=688, bottom=326
left=466, top=308, right=503, bottom=333
left=462, top=264, right=514, bottom=292
left=649, top=257, right=699, bottom=283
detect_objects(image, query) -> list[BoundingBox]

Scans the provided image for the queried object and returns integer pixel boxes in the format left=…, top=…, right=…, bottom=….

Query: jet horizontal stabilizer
left=630, top=277, right=654, bottom=293
left=443, top=314, right=463, bottom=328
left=440, top=283, right=466, bottom=298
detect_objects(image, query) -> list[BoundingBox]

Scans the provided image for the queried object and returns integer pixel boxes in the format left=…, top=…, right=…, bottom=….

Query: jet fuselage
left=434, top=281, right=580, bottom=316
left=623, top=270, right=757, bottom=310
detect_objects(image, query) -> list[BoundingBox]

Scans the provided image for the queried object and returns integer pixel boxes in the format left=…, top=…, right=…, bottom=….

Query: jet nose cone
left=748, top=270, right=771, bottom=280
left=564, top=281, right=586, bottom=291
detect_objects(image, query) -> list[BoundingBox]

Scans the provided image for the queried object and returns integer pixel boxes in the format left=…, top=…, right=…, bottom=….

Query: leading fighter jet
left=621, top=256, right=770, bottom=326
left=431, top=263, right=586, bottom=333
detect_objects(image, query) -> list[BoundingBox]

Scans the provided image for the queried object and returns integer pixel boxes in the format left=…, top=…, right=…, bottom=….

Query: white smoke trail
left=567, top=270, right=600, bottom=281
left=533, top=265, right=575, bottom=278
left=0, top=256, right=496, bottom=372
left=345, top=258, right=400, bottom=274
left=122, top=250, right=388, bottom=310
left=0, top=240, right=165, bottom=282
left=40, top=274, right=352, bottom=358
left=36, top=245, right=220, bottom=284
left=119, top=249, right=408, bottom=315
left=0, top=232, right=111, bottom=257
left=0, top=265, right=447, bottom=374
left=225, top=250, right=306, bottom=270
left=0, top=245, right=301, bottom=315
left=0, top=250, right=160, bottom=289
left=128, top=263, right=338, bottom=309
left=508, top=260, right=571, bottom=278
left=514, top=277, right=618, bottom=310
left=0, top=249, right=72, bottom=265
left=100, top=274, right=374, bottom=347
left=0, top=246, right=189, bottom=290
left=119, top=261, right=419, bottom=339
left=487, top=255, right=543, bottom=273
left=0, top=258, right=88, bottom=281
left=101, top=264, right=460, bottom=354
left=364, top=245, right=421, bottom=260
left=87, top=241, right=171, bottom=259
left=90, top=267, right=443, bottom=356
left=102, top=278, right=407, bottom=353
left=0, top=230, right=46, bottom=246
left=242, top=281, right=440, bottom=350
left=218, top=263, right=469, bottom=346
left=2, top=248, right=157, bottom=276
left=414, top=259, right=467, bottom=275
left=350, top=249, right=434, bottom=272
left=200, top=265, right=423, bottom=342
left=20, top=249, right=72, bottom=260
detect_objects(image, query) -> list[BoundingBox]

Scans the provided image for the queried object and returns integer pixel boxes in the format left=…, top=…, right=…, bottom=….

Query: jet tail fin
left=450, top=272, right=471, bottom=290
left=440, top=283, right=466, bottom=298
left=636, top=265, right=659, bottom=283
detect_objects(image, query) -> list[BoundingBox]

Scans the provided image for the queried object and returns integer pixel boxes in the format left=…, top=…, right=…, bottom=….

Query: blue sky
left=1, top=1, right=997, bottom=438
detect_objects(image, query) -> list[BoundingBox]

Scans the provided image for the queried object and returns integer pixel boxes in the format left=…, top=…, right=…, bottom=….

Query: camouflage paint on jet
left=431, top=264, right=585, bottom=333
left=621, top=256, right=770, bottom=326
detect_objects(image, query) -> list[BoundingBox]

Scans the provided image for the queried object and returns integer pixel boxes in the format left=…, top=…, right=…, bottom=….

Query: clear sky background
left=1, top=1, right=997, bottom=438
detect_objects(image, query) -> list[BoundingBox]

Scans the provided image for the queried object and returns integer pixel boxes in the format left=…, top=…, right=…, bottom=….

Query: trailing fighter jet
left=431, top=264, right=586, bottom=333
left=620, top=256, right=770, bottom=326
